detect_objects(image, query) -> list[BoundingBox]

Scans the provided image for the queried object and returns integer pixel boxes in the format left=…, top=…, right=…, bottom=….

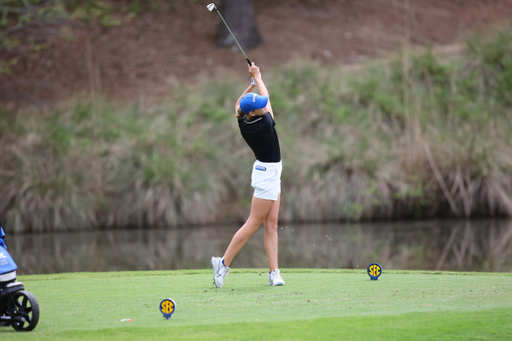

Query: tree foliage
left=1, top=0, right=67, bottom=74
left=0, top=0, right=126, bottom=75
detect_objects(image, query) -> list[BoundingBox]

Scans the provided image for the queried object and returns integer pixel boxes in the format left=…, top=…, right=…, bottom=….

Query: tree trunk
left=216, top=0, right=263, bottom=53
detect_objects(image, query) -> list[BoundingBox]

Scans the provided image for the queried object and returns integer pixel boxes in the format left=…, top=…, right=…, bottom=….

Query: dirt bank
left=1, top=0, right=511, bottom=105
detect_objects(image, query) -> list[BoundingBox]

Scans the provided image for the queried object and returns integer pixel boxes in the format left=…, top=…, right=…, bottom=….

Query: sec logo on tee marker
left=367, top=263, right=382, bottom=281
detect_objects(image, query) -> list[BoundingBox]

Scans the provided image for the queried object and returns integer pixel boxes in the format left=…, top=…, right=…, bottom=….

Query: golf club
left=207, top=3, right=252, bottom=66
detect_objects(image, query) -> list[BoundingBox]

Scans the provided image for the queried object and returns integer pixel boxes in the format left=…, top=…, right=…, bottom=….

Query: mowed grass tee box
left=2, top=269, right=511, bottom=340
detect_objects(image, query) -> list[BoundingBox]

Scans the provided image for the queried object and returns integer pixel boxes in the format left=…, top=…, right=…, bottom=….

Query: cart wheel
left=9, top=290, right=39, bottom=332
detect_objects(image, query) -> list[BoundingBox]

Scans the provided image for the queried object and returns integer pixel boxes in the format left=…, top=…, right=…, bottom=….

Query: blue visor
left=240, top=93, right=269, bottom=113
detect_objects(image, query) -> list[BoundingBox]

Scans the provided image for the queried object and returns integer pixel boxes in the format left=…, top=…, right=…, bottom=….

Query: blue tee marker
left=160, top=298, right=176, bottom=319
left=367, top=263, right=382, bottom=280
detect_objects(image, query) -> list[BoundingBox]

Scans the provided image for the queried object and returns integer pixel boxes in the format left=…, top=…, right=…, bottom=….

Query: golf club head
left=206, top=3, right=217, bottom=12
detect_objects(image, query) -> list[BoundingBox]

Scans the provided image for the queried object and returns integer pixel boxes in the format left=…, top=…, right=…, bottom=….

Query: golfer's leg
left=223, top=197, right=274, bottom=267
left=264, top=194, right=281, bottom=272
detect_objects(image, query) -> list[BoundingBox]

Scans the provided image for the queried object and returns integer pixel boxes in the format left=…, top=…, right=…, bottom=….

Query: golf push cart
left=0, top=223, right=39, bottom=331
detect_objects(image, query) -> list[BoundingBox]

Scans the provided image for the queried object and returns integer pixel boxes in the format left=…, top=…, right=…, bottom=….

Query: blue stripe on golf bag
left=0, top=227, right=5, bottom=250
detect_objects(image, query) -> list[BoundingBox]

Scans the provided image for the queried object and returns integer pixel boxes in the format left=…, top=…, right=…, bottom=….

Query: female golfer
left=212, top=62, right=285, bottom=288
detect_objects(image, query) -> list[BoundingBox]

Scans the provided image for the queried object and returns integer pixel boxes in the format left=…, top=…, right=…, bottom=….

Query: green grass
left=1, top=269, right=511, bottom=340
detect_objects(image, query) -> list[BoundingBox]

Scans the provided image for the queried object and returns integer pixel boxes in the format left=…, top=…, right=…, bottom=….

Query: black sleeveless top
left=238, top=112, right=281, bottom=162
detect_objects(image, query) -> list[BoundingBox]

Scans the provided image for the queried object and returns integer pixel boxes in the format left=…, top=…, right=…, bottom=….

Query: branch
left=423, top=142, right=461, bottom=217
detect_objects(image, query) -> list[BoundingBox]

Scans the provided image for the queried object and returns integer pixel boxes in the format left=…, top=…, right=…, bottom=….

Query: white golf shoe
left=268, top=269, right=285, bottom=286
left=211, top=257, right=230, bottom=288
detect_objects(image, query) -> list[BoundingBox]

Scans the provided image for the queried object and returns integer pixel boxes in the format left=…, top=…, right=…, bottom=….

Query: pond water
left=5, top=219, right=512, bottom=275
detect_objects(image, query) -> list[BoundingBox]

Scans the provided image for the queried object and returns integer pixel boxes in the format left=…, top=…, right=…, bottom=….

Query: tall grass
left=1, top=28, right=512, bottom=233
left=0, top=82, right=251, bottom=232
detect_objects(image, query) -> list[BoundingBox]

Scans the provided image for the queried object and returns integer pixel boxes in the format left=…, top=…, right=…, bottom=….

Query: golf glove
left=251, top=73, right=262, bottom=86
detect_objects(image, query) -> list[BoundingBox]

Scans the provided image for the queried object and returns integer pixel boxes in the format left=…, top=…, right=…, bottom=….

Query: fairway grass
left=1, top=269, right=511, bottom=340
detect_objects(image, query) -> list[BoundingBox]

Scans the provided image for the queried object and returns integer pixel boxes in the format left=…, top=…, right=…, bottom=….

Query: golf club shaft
left=215, top=9, right=252, bottom=66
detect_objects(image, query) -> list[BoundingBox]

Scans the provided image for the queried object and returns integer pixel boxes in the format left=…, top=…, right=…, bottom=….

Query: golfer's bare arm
left=235, top=84, right=256, bottom=114
left=249, top=63, right=274, bottom=118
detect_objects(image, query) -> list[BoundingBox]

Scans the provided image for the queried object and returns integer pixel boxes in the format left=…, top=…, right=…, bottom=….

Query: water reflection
left=6, top=220, right=512, bottom=274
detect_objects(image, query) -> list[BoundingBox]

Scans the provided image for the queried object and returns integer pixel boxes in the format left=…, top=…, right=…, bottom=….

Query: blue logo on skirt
left=255, top=165, right=267, bottom=171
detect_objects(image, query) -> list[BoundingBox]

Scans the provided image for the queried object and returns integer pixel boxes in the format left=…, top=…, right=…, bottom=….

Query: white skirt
left=251, top=160, right=282, bottom=201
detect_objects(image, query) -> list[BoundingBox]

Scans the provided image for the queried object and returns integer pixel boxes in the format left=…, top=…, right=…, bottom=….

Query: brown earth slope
left=1, top=0, right=512, bottom=105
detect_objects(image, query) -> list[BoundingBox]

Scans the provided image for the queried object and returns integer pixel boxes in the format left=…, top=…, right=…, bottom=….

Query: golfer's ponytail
left=236, top=108, right=246, bottom=119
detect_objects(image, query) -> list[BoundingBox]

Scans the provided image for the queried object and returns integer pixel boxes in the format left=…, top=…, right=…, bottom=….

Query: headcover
left=240, top=93, right=269, bottom=114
